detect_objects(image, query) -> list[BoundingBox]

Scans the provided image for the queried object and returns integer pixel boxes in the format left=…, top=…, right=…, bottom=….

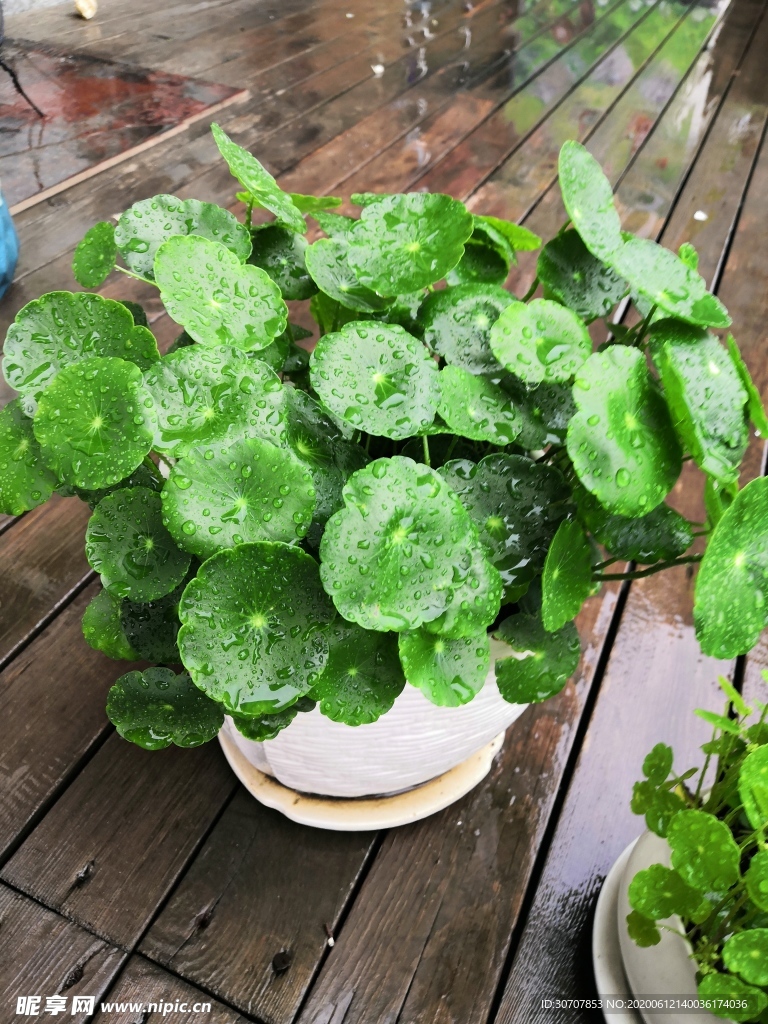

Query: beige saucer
left=218, top=729, right=505, bottom=830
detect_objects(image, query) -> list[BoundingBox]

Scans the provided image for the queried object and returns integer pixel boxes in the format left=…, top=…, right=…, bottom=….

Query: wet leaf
left=107, top=667, right=223, bottom=750
left=678, top=242, right=699, bottom=271
left=650, top=320, right=748, bottom=485
left=33, top=357, right=157, bottom=489
left=694, top=477, right=768, bottom=658
left=437, top=365, right=521, bottom=445
left=154, top=235, right=287, bottom=351
left=312, top=622, right=405, bottom=724
left=310, top=291, right=365, bottom=336
left=537, top=229, right=626, bottom=322
left=558, top=140, right=624, bottom=261
left=319, top=456, right=477, bottom=632
left=144, top=345, right=286, bottom=456
left=115, top=194, right=251, bottom=279
left=82, top=589, right=139, bottom=661
left=645, top=787, right=685, bottom=838
left=3, top=291, right=160, bottom=408
left=399, top=628, right=489, bottom=707
left=86, top=486, right=191, bottom=601
left=289, top=192, right=342, bottom=214
left=417, top=283, right=512, bottom=375
left=310, top=321, right=439, bottom=439
left=542, top=518, right=593, bottom=632
left=304, top=237, right=391, bottom=312
left=162, top=435, right=316, bottom=560
left=626, top=910, right=660, bottom=947
left=667, top=809, right=741, bottom=891
left=697, top=973, right=767, bottom=1023
left=490, top=298, right=592, bottom=384
left=248, top=224, right=317, bottom=300
left=643, top=742, right=673, bottom=784
left=440, top=453, right=569, bottom=598
left=723, top=930, right=768, bottom=987
left=739, top=745, right=768, bottom=832
left=121, top=582, right=184, bottom=663
left=178, top=542, right=335, bottom=715
left=230, top=697, right=316, bottom=741
left=493, top=612, right=580, bottom=703
left=73, top=221, right=117, bottom=288
left=447, top=238, right=510, bottom=286
left=422, top=538, right=502, bottom=638
left=628, top=864, right=707, bottom=921
left=0, top=399, right=57, bottom=515
left=501, top=376, right=576, bottom=449
left=573, top=482, right=692, bottom=563
left=567, top=346, right=682, bottom=516
left=474, top=216, right=541, bottom=253
left=745, top=849, right=768, bottom=911
left=312, top=211, right=356, bottom=237
left=346, top=192, right=473, bottom=295
left=726, top=334, right=768, bottom=438
left=211, top=123, right=305, bottom=232
left=613, top=237, right=730, bottom=328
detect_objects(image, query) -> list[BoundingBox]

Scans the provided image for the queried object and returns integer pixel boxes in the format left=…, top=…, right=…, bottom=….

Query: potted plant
left=1, top=129, right=766, bottom=824
left=601, top=676, right=768, bottom=1024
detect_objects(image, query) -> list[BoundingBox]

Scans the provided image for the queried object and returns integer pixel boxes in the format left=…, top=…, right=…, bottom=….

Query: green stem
left=594, top=555, right=702, bottom=582
left=143, top=456, right=164, bottom=485
left=246, top=196, right=254, bottom=230
left=443, top=435, right=459, bottom=462
left=593, top=556, right=621, bottom=571
left=114, top=264, right=157, bottom=288
left=422, top=435, right=431, bottom=467
left=521, top=277, right=539, bottom=303
left=633, top=304, right=657, bottom=347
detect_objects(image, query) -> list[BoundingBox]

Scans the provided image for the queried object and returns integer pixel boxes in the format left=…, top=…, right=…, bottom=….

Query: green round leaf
left=82, top=589, right=139, bottom=660
left=178, top=542, right=335, bottom=715
left=493, top=612, right=581, bottom=703
left=0, top=399, right=57, bottom=515
left=475, top=216, right=541, bottom=254
left=312, top=211, right=356, bottom=238
left=346, top=193, right=473, bottom=295
left=727, top=334, right=768, bottom=438
left=558, top=140, right=624, bottom=261
left=626, top=910, right=660, bottom=948
left=107, top=667, right=223, bottom=750
left=310, top=291, right=364, bottom=336
left=439, top=454, right=570, bottom=598
left=567, top=346, right=682, bottom=516
left=143, top=346, right=286, bottom=456
left=417, top=283, right=512, bottom=375
left=574, top=482, right=692, bottom=562
left=289, top=193, right=342, bottom=214
left=33, top=357, right=157, bottom=489
left=310, top=321, right=439, bottom=439
left=248, top=224, right=317, bottom=300
left=319, top=456, right=477, bottom=632
left=399, top=628, right=489, bottom=707
left=645, top=788, right=686, bottom=839
left=628, top=864, right=707, bottom=921
left=162, top=435, right=315, bottom=560
left=86, top=487, right=191, bottom=602
left=739, top=745, right=768, bottom=832
left=694, top=477, right=768, bottom=658
left=446, top=240, right=510, bottom=286
left=312, top=622, right=405, bottom=724
left=230, top=697, right=316, bottom=741
left=542, top=518, right=593, bottom=632
left=537, top=229, right=626, bottom=322
left=723, top=930, right=768, bottom=987
left=3, top=291, right=161, bottom=408
left=502, top=376, right=576, bottom=449
left=211, top=123, right=305, bottom=233
left=650, top=320, right=748, bottom=485
left=612, top=237, right=730, bottom=328
left=697, top=973, right=767, bottom=1023
left=642, top=742, right=673, bottom=784
left=437, top=365, right=520, bottom=445
left=667, top=809, right=741, bottom=891
left=490, top=298, right=592, bottom=384
left=305, top=238, right=391, bottom=312
left=422, top=538, right=502, bottom=638
left=745, top=849, right=768, bottom=911
left=115, top=194, right=251, bottom=279
left=154, top=235, right=287, bottom=351
left=121, top=583, right=184, bottom=664
left=75, top=461, right=161, bottom=510
left=73, top=221, right=117, bottom=288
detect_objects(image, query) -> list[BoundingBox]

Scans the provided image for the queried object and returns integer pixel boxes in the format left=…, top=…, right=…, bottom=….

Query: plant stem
left=422, top=435, right=431, bottom=467
left=593, top=556, right=621, bottom=571
left=114, top=264, right=157, bottom=288
left=154, top=452, right=174, bottom=472
left=142, top=455, right=164, bottom=485
left=594, top=555, right=702, bottom=581
left=443, top=435, right=459, bottom=462
left=634, top=304, right=657, bottom=347
left=521, top=277, right=539, bottom=303
left=245, top=196, right=254, bottom=230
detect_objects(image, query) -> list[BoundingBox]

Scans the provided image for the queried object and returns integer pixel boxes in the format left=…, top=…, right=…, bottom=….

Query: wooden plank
left=92, top=956, right=249, bottom=1023
left=140, top=790, right=377, bottom=1024
left=1, top=733, right=236, bottom=950
left=0, top=496, right=91, bottom=669
left=0, top=581, right=134, bottom=862
left=493, top=14, right=768, bottom=1022
left=0, top=882, right=125, bottom=1024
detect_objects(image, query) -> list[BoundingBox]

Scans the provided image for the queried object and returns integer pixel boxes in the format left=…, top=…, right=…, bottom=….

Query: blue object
left=0, top=188, right=19, bottom=299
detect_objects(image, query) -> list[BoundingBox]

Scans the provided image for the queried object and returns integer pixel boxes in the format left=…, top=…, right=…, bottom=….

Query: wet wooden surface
left=1, top=0, right=768, bottom=1019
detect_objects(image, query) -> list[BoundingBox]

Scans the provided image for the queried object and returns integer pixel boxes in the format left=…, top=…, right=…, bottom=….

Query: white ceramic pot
left=221, top=639, right=528, bottom=798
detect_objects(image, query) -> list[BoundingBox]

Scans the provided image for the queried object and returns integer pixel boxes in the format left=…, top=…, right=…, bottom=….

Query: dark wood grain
left=0, top=883, right=125, bottom=1023
left=92, top=956, right=249, bottom=1023
left=140, top=791, right=376, bottom=1024
left=1, top=734, right=236, bottom=950
left=0, top=582, right=137, bottom=862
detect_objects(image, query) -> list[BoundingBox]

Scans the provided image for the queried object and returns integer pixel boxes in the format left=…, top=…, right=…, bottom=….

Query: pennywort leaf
left=399, top=628, right=489, bottom=707
left=82, top=589, right=139, bottom=661
left=107, top=667, right=223, bottom=750
left=312, top=622, right=405, bottom=724
left=493, top=612, right=581, bottom=704
left=72, top=221, right=117, bottom=288
left=248, top=224, right=317, bottom=300
left=0, top=399, right=57, bottom=515
left=738, top=745, right=768, bottom=832
left=667, top=809, right=741, bottom=891
left=304, top=237, right=391, bottom=313
left=628, top=864, right=707, bottom=921
left=726, top=333, right=768, bottom=438
left=230, top=697, right=315, bottom=741
left=542, top=518, right=593, bottom=632
left=558, top=140, right=624, bottom=261
left=537, top=229, right=626, bottom=323
left=437, top=365, right=521, bottom=445
left=722, top=930, right=768, bottom=988
left=490, top=298, right=592, bottom=385
left=697, top=973, right=767, bottom=1022
left=417, top=282, right=512, bottom=375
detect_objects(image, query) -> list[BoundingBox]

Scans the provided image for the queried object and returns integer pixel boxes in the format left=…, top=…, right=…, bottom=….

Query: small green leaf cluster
left=1, top=130, right=766, bottom=749
left=627, top=675, right=768, bottom=1022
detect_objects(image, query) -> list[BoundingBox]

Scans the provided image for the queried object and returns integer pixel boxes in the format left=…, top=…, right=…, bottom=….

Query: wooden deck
left=1, top=0, right=768, bottom=1020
